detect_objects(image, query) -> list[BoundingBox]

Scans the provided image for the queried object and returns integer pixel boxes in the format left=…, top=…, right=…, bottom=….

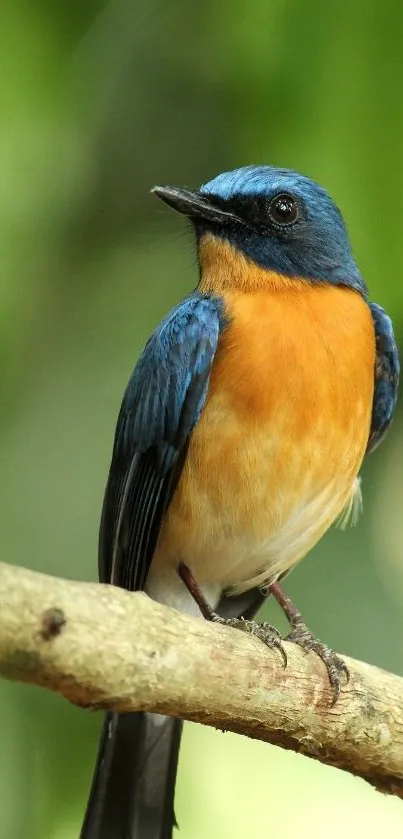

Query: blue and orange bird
left=80, top=166, right=399, bottom=839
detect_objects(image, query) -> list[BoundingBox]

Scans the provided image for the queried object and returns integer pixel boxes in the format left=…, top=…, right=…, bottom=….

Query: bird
left=80, top=165, right=399, bottom=839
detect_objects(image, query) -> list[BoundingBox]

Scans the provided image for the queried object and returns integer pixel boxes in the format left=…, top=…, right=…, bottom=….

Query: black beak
left=151, top=185, right=242, bottom=225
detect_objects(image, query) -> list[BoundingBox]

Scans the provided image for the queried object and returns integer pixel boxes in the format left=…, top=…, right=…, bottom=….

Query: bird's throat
left=198, top=232, right=309, bottom=295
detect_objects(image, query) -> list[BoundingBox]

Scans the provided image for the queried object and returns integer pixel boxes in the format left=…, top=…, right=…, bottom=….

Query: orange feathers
left=149, top=235, right=375, bottom=600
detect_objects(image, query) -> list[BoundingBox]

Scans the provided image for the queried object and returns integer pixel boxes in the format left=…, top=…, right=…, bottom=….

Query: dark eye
left=268, top=193, right=299, bottom=226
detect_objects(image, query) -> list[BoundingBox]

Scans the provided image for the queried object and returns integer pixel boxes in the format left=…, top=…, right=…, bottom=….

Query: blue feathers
left=367, top=302, right=400, bottom=454
left=199, top=165, right=366, bottom=291
left=201, top=166, right=333, bottom=203
left=115, top=293, right=224, bottom=471
left=99, top=292, right=224, bottom=590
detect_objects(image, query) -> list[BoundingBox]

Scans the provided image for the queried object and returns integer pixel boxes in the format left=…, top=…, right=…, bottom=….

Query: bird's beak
left=151, top=185, right=241, bottom=225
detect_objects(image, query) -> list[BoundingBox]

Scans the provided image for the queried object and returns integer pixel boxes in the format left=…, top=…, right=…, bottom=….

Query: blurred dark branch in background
left=1, top=561, right=403, bottom=799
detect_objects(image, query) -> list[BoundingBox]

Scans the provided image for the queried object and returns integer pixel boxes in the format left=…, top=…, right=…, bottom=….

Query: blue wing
left=366, top=302, right=400, bottom=455
left=98, top=292, right=224, bottom=591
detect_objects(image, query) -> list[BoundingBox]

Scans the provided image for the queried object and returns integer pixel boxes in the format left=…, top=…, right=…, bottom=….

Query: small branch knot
left=40, top=607, right=66, bottom=641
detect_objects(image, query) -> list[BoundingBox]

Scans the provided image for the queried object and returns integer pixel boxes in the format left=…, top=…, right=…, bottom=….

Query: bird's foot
left=268, top=581, right=349, bottom=704
left=212, top=614, right=287, bottom=667
left=178, top=562, right=286, bottom=666
left=285, top=620, right=349, bottom=704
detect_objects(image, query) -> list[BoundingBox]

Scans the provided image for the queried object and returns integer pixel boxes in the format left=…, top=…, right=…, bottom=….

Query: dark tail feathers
left=80, top=711, right=183, bottom=839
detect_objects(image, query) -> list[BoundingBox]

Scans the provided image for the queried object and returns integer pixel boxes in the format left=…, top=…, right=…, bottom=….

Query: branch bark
left=1, top=560, right=402, bottom=798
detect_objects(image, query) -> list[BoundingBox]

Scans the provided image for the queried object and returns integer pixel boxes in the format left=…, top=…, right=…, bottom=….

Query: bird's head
left=152, top=165, right=367, bottom=295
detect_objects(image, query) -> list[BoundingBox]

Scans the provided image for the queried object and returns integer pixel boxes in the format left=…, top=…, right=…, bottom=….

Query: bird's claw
left=285, top=620, right=349, bottom=704
left=213, top=615, right=287, bottom=668
left=178, top=563, right=287, bottom=667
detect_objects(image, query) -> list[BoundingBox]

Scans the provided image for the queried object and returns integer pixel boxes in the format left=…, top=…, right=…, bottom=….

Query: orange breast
left=151, top=252, right=375, bottom=598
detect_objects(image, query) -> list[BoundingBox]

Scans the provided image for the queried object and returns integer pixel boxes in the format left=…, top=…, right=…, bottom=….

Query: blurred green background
left=0, top=0, right=402, bottom=837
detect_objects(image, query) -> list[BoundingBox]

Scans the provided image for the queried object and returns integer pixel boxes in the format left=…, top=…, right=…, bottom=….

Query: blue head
left=153, top=165, right=367, bottom=294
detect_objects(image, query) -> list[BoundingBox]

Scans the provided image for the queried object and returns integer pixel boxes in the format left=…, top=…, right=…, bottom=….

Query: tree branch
left=1, top=561, right=402, bottom=798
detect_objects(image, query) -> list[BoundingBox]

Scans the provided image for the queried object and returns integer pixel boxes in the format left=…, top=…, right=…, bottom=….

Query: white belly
left=146, top=475, right=361, bottom=615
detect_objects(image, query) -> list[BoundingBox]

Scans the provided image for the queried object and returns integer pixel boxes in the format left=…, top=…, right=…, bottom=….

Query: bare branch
left=1, top=561, right=402, bottom=798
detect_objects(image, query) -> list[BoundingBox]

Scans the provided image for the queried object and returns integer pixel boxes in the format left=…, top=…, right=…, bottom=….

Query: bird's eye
left=268, top=193, right=299, bottom=226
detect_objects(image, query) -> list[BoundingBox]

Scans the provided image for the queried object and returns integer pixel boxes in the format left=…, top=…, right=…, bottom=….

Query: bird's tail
left=80, top=711, right=183, bottom=839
